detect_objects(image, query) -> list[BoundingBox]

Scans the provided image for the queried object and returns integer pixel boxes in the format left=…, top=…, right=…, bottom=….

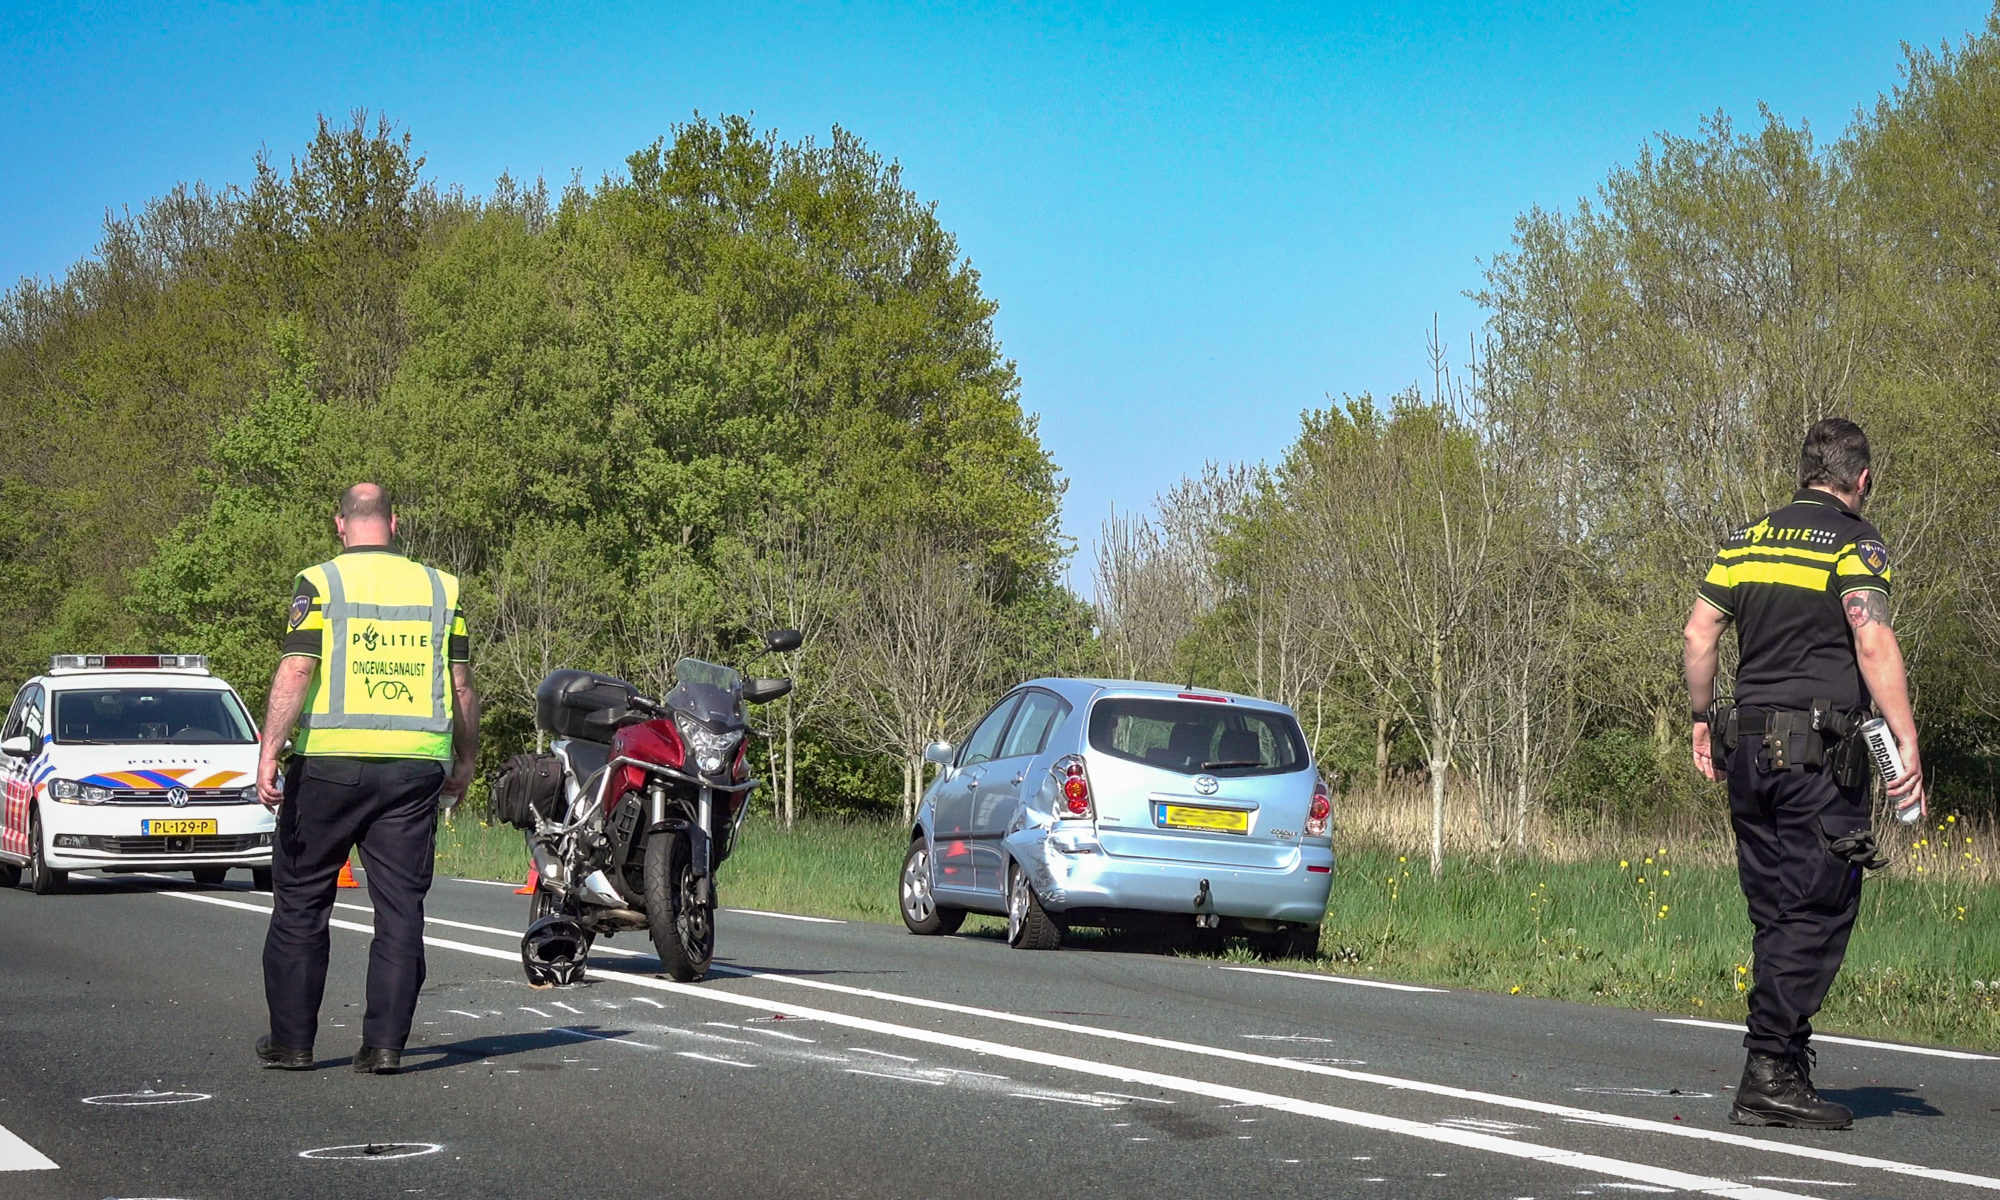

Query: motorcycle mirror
left=764, top=628, right=804, bottom=654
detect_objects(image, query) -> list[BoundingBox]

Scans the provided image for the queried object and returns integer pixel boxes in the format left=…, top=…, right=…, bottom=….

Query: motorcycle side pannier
left=488, top=752, right=565, bottom=829
left=534, top=669, right=636, bottom=742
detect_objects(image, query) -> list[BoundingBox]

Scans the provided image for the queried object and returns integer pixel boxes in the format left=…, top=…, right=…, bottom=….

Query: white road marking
left=704, top=1022, right=742, bottom=1030
left=298, top=1141, right=442, bottom=1161
left=448, top=877, right=526, bottom=888
left=848, top=1069, right=943, bottom=1085
left=157, top=887, right=1997, bottom=1197
left=1655, top=1019, right=1998, bottom=1061
left=549, top=1001, right=585, bottom=1015
left=676, top=1052, right=757, bottom=1068
left=630, top=997, right=666, bottom=1008
left=1223, top=965, right=1447, bottom=993
left=1012, top=1093, right=1112, bottom=1106
left=518, top=1006, right=551, bottom=1019
left=848, top=1047, right=920, bottom=1062
left=445, top=1010, right=483, bottom=1019
left=0, top=1122, right=56, bottom=1171
left=724, top=908, right=843, bottom=924
left=1753, top=1181, right=1851, bottom=1189
left=1095, top=1092, right=1172, bottom=1104
left=748, top=1027, right=816, bottom=1043
left=551, top=1026, right=656, bottom=1050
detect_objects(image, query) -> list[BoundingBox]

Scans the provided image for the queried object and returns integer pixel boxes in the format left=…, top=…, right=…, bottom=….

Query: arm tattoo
left=1844, top=590, right=1890, bottom=632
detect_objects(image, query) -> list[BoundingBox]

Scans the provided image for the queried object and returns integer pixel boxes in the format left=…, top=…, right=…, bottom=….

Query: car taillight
left=1306, top=783, right=1331, bottom=837
left=1057, top=756, right=1093, bottom=819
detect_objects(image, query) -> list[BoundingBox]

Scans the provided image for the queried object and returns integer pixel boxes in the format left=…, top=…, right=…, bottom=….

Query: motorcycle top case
left=488, top=752, right=566, bottom=829
left=534, top=668, right=637, bottom=743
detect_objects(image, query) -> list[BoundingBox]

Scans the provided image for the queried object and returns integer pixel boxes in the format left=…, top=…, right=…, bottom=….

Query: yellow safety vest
left=295, top=552, right=460, bottom=761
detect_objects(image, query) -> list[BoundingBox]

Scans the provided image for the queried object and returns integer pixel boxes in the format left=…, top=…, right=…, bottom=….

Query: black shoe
left=352, top=1046, right=402, bottom=1074
left=256, top=1035, right=313, bottom=1071
left=1730, top=1050, right=1852, bottom=1129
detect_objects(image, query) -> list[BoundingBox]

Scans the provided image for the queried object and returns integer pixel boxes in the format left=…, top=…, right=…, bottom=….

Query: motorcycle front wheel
left=644, top=830, right=714, bottom=982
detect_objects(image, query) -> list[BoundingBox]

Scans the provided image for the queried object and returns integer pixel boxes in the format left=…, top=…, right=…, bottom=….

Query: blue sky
left=2, top=1, right=1989, bottom=586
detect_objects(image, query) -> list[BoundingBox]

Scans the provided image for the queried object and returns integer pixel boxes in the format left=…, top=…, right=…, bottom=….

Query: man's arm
left=445, top=662, right=479, bottom=800
left=256, top=655, right=317, bottom=809
left=1845, top=589, right=1924, bottom=805
left=1683, top=599, right=1731, bottom=782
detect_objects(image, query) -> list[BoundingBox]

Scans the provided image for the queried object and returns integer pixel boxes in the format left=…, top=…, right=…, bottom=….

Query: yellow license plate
left=142, top=819, right=217, bottom=836
left=1157, top=804, right=1249, bottom=834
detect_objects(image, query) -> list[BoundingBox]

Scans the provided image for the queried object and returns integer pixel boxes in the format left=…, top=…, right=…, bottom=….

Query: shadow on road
left=1824, top=1086, right=1944, bottom=1120
left=399, top=1026, right=641, bottom=1073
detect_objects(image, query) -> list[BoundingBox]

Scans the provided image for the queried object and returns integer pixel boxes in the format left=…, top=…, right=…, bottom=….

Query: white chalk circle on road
left=1571, top=1086, right=1716, bottom=1099
left=81, top=1091, right=212, bottom=1107
left=299, top=1142, right=443, bottom=1162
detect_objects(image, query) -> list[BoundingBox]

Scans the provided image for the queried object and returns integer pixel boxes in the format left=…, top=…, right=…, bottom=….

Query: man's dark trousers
left=264, top=755, right=445, bottom=1053
left=1726, top=722, right=1870, bottom=1057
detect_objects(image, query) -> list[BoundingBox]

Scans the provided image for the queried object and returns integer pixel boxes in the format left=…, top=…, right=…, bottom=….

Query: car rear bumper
left=1004, top=826, right=1333, bottom=923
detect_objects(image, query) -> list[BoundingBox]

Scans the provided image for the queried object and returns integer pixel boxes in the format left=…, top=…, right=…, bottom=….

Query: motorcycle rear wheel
left=644, top=830, right=714, bottom=982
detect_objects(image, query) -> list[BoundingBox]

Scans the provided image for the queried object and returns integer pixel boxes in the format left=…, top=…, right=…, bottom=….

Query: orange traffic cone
left=336, top=858, right=359, bottom=888
left=514, top=868, right=538, bottom=896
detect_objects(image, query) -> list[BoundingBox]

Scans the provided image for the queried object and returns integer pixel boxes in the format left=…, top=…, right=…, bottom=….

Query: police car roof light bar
left=49, top=653, right=209, bottom=673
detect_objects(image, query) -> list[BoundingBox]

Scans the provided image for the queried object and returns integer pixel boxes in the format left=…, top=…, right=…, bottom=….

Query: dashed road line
left=1222, top=966, right=1447, bottom=993
left=724, top=908, right=843, bottom=924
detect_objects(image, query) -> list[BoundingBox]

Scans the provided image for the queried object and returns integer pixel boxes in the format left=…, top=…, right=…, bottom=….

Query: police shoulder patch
left=1856, top=539, right=1890, bottom=576
left=288, top=593, right=313, bottom=629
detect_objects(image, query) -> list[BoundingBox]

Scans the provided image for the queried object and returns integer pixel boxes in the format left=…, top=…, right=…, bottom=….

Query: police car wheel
left=29, top=809, right=65, bottom=896
left=192, top=866, right=229, bottom=887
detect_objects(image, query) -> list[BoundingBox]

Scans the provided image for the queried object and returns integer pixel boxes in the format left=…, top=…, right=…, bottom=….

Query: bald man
left=254, top=484, right=479, bottom=1074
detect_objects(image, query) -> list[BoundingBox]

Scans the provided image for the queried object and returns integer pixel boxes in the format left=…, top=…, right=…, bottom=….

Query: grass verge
left=435, top=816, right=2000, bottom=1052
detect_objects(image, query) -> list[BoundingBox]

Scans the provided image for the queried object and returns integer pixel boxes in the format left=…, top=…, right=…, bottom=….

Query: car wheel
left=900, top=838, right=965, bottom=935
left=250, top=867, right=274, bottom=892
left=1005, top=860, right=1062, bottom=950
left=29, top=809, right=65, bottom=896
left=192, top=867, right=229, bottom=887
left=1252, top=923, right=1321, bottom=962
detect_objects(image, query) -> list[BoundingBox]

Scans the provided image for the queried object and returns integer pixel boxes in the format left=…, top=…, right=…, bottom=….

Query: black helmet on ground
left=521, top=913, right=590, bottom=988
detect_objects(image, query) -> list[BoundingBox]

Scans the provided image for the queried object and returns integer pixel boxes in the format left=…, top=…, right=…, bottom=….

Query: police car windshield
left=51, top=688, right=257, bottom=745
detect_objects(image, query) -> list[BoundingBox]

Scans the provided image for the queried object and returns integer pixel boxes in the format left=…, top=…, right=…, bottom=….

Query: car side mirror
left=0, top=735, right=33, bottom=758
left=923, top=740, right=956, bottom=767
left=764, top=628, right=804, bottom=654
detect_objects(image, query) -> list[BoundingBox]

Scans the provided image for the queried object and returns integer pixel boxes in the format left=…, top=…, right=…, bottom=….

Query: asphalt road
left=1, top=870, right=1995, bottom=1200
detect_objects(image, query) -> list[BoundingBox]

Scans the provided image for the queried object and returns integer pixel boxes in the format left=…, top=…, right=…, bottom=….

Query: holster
left=1734, top=698, right=1868, bottom=779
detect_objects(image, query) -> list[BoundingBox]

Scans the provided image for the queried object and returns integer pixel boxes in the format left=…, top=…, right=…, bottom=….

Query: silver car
left=899, top=678, right=1333, bottom=957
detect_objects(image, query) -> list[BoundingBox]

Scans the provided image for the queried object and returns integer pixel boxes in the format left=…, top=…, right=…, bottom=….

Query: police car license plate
left=142, top=819, right=217, bottom=836
left=1156, top=804, right=1249, bottom=834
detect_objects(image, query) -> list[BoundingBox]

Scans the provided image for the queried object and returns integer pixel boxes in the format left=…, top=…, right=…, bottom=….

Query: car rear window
left=52, top=688, right=256, bottom=745
left=1087, top=697, right=1308, bottom=777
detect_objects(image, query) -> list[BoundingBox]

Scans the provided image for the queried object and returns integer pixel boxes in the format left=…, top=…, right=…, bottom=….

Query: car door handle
left=1010, top=772, right=1025, bottom=785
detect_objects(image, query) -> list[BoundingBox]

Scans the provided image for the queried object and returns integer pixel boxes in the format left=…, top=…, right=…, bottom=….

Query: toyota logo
left=166, top=787, right=189, bottom=808
left=1193, top=775, right=1219, bottom=795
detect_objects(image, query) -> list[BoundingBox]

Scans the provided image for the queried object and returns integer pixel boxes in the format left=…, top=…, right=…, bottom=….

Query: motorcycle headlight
left=49, top=779, right=112, bottom=805
left=675, top=715, right=741, bottom=775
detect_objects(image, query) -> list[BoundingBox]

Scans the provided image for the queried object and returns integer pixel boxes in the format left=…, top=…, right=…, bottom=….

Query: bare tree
left=842, top=529, right=1001, bottom=821
left=729, top=508, right=859, bottom=826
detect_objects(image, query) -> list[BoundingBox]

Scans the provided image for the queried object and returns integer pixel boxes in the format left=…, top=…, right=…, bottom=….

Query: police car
left=0, top=655, right=274, bottom=894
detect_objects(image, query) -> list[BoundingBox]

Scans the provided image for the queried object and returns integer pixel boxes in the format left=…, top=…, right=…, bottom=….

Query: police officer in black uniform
left=1683, top=418, right=1925, bottom=1129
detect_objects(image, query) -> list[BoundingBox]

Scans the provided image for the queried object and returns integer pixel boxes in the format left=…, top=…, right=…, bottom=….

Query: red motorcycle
left=497, top=630, right=799, bottom=984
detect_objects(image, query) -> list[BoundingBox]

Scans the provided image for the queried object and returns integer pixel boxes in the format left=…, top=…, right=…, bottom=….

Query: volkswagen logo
left=1193, top=775, right=1219, bottom=796
left=166, top=787, right=189, bottom=808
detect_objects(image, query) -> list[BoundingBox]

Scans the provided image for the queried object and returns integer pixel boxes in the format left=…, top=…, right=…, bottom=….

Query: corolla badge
left=167, top=787, right=189, bottom=808
left=1193, top=775, right=1219, bottom=796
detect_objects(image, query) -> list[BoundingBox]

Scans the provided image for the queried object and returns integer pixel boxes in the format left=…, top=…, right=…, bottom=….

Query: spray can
left=1859, top=717, right=1922, bottom=825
